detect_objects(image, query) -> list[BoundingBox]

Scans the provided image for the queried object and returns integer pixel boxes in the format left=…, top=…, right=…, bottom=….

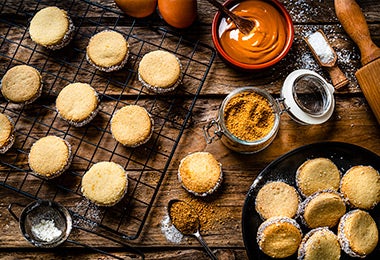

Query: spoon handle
left=193, top=231, right=218, bottom=260
left=205, top=0, right=231, bottom=15
left=205, top=0, right=254, bottom=35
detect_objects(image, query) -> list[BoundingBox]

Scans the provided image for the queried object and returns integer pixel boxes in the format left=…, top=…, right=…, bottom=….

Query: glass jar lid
left=281, top=69, right=335, bottom=125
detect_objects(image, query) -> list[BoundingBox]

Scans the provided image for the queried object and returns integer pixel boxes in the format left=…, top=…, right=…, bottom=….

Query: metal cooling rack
left=0, top=0, right=215, bottom=243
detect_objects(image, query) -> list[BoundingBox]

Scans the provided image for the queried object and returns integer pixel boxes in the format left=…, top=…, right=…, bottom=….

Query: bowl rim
left=211, top=0, right=294, bottom=70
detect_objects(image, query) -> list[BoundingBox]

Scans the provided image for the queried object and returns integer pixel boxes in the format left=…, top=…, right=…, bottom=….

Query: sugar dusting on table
left=70, top=199, right=102, bottom=229
left=31, top=219, right=62, bottom=242
left=303, top=25, right=360, bottom=87
left=280, top=0, right=361, bottom=89
left=278, top=24, right=361, bottom=89
left=161, top=214, right=183, bottom=243
left=283, top=0, right=334, bottom=23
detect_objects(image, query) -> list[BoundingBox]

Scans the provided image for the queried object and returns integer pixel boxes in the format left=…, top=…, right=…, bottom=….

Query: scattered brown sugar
left=187, top=198, right=232, bottom=234
left=224, top=91, right=275, bottom=141
left=169, top=200, right=199, bottom=235
left=167, top=197, right=233, bottom=236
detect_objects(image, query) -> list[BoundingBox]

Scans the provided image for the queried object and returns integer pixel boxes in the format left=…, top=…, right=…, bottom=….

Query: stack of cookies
left=254, top=157, right=380, bottom=259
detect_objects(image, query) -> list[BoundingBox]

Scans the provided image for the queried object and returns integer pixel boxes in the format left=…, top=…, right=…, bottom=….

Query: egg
left=158, top=0, right=197, bottom=29
left=114, top=0, right=157, bottom=18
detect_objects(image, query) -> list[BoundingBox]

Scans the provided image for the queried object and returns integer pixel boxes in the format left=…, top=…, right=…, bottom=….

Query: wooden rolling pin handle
left=334, top=0, right=380, bottom=65
left=326, top=66, right=349, bottom=90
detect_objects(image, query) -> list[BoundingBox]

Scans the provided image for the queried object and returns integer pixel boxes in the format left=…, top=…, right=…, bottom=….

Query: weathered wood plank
left=0, top=96, right=379, bottom=171
left=2, top=1, right=380, bottom=97
left=2, top=22, right=380, bottom=96
left=0, top=95, right=378, bottom=250
left=2, top=0, right=380, bottom=25
left=0, top=248, right=246, bottom=260
left=1, top=0, right=380, bottom=259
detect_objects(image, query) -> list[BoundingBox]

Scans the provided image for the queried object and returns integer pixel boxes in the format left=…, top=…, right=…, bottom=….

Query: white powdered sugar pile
left=31, top=219, right=62, bottom=242
left=306, top=31, right=335, bottom=64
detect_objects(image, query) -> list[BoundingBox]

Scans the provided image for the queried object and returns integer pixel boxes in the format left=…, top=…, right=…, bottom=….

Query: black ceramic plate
left=242, top=142, right=380, bottom=260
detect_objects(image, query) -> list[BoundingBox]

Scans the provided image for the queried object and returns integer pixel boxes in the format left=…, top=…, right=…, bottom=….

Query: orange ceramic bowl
left=212, top=0, right=294, bottom=70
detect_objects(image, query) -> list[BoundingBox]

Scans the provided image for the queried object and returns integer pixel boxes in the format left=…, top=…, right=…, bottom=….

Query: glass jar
left=203, top=87, right=281, bottom=154
left=204, top=70, right=335, bottom=154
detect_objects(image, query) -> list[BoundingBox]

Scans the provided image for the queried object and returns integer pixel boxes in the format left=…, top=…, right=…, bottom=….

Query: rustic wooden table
left=1, top=0, right=379, bottom=259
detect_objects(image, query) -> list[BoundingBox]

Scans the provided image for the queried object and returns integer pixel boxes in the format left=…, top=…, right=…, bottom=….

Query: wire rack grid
left=0, top=0, right=215, bottom=241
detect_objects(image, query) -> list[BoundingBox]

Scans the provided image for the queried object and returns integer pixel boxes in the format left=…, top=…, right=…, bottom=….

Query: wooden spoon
left=206, top=0, right=255, bottom=35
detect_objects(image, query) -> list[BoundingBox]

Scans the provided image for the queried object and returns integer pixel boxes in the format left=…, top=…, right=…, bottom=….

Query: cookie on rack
left=110, top=105, right=154, bottom=147
left=138, top=50, right=182, bottom=93
left=28, top=135, right=72, bottom=179
left=178, top=151, right=223, bottom=197
left=256, top=216, right=302, bottom=258
left=1, top=65, right=42, bottom=104
left=86, top=30, right=129, bottom=72
left=81, top=161, right=128, bottom=207
left=255, top=181, right=300, bottom=220
left=56, top=82, right=99, bottom=127
left=29, top=6, right=75, bottom=50
left=340, top=165, right=380, bottom=210
left=338, top=209, right=378, bottom=258
left=298, top=227, right=341, bottom=260
left=299, top=190, right=346, bottom=229
left=0, top=112, right=15, bottom=154
left=296, top=157, right=341, bottom=197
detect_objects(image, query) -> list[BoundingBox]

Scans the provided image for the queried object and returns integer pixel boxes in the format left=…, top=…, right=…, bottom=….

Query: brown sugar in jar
left=204, top=87, right=280, bottom=154
left=224, top=91, right=275, bottom=142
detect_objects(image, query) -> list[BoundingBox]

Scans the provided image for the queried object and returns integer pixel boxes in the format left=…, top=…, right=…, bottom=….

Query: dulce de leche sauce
left=219, top=0, right=287, bottom=65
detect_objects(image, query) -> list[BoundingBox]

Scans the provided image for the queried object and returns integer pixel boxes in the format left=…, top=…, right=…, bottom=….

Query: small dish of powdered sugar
left=8, top=200, right=72, bottom=248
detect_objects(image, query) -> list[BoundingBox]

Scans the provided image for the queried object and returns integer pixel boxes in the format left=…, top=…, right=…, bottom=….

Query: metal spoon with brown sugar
left=206, top=0, right=255, bottom=35
left=168, top=199, right=218, bottom=260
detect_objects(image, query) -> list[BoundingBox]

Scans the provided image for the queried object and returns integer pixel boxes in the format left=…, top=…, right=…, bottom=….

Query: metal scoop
left=8, top=200, right=71, bottom=248
left=168, top=199, right=218, bottom=260
left=304, top=29, right=349, bottom=90
left=206, top=0, right=255, bottom=35
left=8, top=200, right=145, bottom=259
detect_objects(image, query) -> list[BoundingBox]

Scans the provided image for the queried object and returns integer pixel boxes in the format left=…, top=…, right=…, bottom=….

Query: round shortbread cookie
left=178, top=152, right=223, bottom=196
left=86, top=30, right=129, bottom=72
left=298, top=227, right=341, bottom=260
left=110, top=105, right=153, bottom=147
left=81, top=161, right=128, bottom=207
left=299, top=190, right=346, bottom=229
left=255, top=181, right=300, bottom=220
left=257, top=216, right=302, bottom=258
left=138, top=50, right=182, bottom=93
left=0, top=113, right=15, bottom=154
left=56, top=82, right=99, bottom=127
left=29, top=6, right=74, bottom=49
left=28, top=136, right=72, bottom=179
left=296, top=157, right=341, bottom=197
left=340, top=165, right=380, bottom=210
left=1, top=65, right=42, bottom=104
left=338, top=209, right=378, bottom=258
